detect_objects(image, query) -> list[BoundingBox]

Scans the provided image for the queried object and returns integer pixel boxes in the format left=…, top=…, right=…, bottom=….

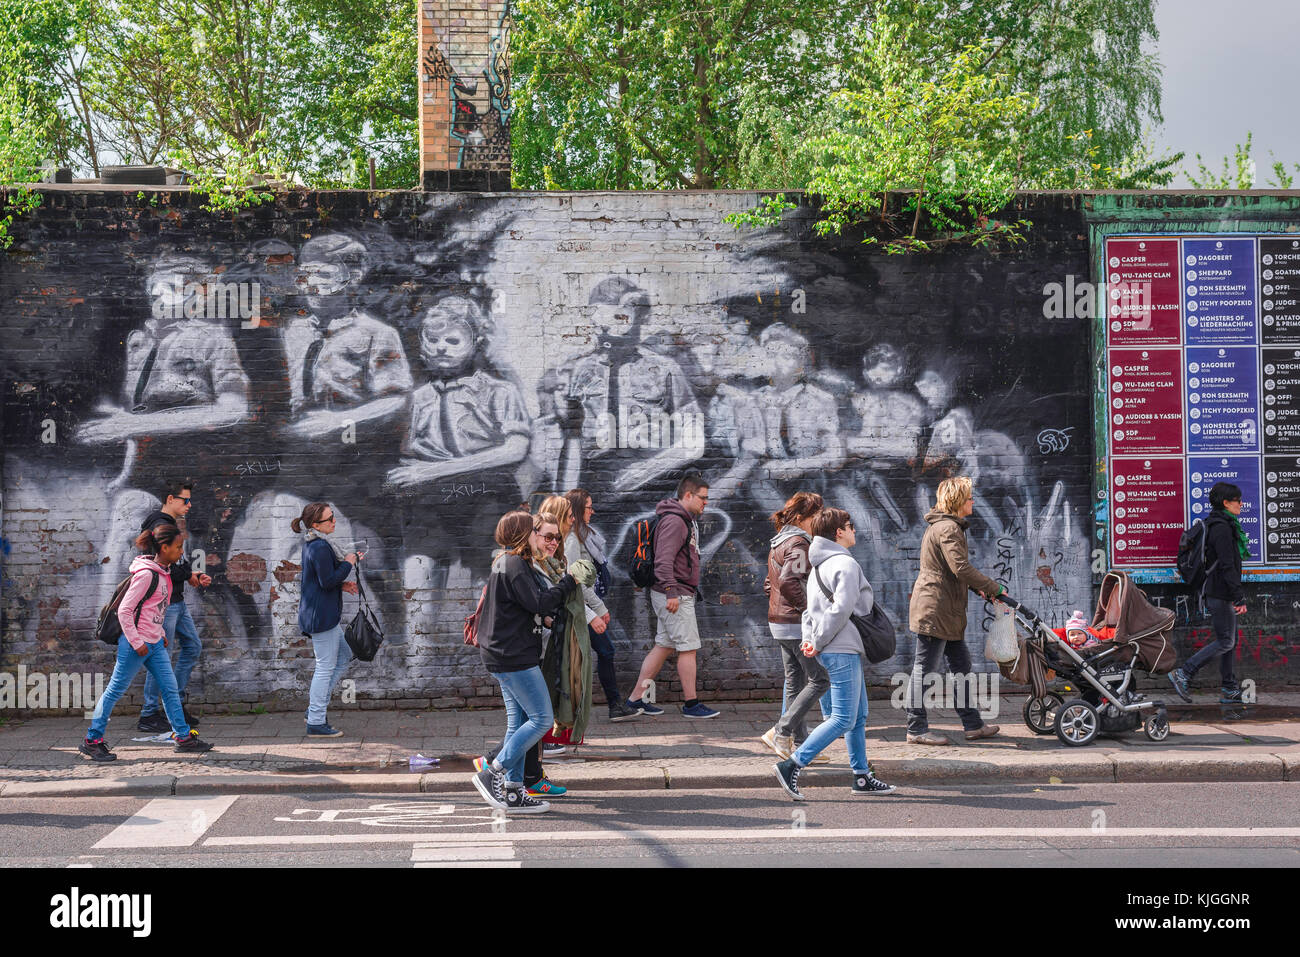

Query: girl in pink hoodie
left=80, top=524, right=214, bottom=760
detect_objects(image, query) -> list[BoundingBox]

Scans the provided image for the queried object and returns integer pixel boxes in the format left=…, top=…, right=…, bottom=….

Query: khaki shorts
left=651, top=591, right=701, bottom=652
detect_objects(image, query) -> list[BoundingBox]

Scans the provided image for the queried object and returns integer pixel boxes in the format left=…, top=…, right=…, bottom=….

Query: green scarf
left=535, top=555, right=592, bottom=744
left=1221, top=509, right=1250, bottom=560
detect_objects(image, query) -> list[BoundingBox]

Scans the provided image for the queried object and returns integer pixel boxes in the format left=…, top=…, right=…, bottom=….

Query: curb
left=1, top=753, right=1292, bottom=797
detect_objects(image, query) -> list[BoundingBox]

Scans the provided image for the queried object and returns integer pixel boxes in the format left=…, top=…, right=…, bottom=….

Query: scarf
left=1219, top=509, right=1250, bottom=560
left=534, top=554, right=592, bottom=744
left=305, top=528, right=348, bottom=561
left=582, top=524, right=607, bottom=565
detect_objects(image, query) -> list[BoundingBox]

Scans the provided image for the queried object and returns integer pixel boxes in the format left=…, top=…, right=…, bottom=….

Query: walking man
left=624, top=472, right=719, bottom=718
left=137, top=479, right=211, bottom=733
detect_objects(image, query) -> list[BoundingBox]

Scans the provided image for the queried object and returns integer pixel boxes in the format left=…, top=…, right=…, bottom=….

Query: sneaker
left=306, top=723, right=343, bottom=737
left=629, top=697, right=664, bottom=716
left=964, top=724, right=1000, bottom=741
left=136, top=713, right=170, bottom=734
left=773, top=758, right=804, bottom=801
left=906, top=731, right=951, bottom=745
left=527, top=777, right=567, bottom=797
left=804, top=750, right=831, bottom=765
left=472, top=755, right=490, bottom=773
left=542, top=742, right=567, bottom=757
left=1220, top=686, right=1244, bottom=705
left=183, top=707, right=201, bottom=728
left=608, top=699, right=642, bottom=722
left=761, top=727, right=794, bottom=759
left=681, top=702, right=720, bottom=719
left=851, top=770, right=895, bottom=796
left=1167, top=668, right=1193, bottom=704
left=505, top=784, right=551, bottom=814
left=79, top=737, right=117, bottom=762
left=173, top=730, right=214, bottom=754
left=472, top=767, right=508, bottom=810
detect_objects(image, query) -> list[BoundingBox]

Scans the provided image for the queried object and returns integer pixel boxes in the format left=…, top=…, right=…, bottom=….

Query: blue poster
left=1185, top=346, right=1261, bottom=453
left=1188, top=456, right=1263, bottom=563
left=1183, top=237, right=1257, bottom=345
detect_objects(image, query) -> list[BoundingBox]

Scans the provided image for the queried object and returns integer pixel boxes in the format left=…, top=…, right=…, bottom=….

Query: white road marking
left=204, top=826, right=1300, bottom=848
left=95, top=795, right=239, bottom=849
left=411, top=840, right=520, bottom=868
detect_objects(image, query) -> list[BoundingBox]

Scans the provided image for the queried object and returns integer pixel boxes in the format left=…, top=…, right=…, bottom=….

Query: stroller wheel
left=1023, top=693, right=1064, bottom=735
left=1143, top=712, right=1171, bottom=742
left=1054, top=699, right=1099, bottom=747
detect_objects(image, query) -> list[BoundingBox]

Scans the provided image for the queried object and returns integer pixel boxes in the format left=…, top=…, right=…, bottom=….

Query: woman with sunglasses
left=773, top=507, right=895, bottom=800
left=293, top=502, right=360, bottom=737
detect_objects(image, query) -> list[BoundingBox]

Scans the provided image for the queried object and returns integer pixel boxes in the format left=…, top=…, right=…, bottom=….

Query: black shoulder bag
left=344, top=565, right=385, bottom=662
left=812, top=564, right=896, bottom=664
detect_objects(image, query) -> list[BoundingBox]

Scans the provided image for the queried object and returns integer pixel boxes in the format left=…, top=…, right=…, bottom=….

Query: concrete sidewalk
left=1, top=693, right=1297, bottom=797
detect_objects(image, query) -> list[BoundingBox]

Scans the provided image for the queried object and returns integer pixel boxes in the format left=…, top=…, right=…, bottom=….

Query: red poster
left=1105, top=238, right=1182, bottom=345
left=1107, top=347, right=1185, bottom=454
left=1110, top=456, right=1186, bottom=567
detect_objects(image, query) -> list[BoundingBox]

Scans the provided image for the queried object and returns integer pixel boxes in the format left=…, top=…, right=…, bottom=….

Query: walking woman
left=471, top=511, right=593, bottom=813
left=761, top=491, right=830, bottom=764
left=79, top=524, right=213, bottom=760
left=906, top=476, right=1004, bottom=745
left=1168, top=482, right=1248, bottom=704
left=294, top=503, right=360, bottom=737
left=564, top=489, right=641, bottom=722
left=773, top=507, right=893, bottom=799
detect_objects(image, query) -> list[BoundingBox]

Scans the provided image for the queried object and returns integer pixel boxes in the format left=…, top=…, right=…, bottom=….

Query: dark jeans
left=590, top=625, right=621, bottom=703
left=774, top=638, right=831, bottom=741
left=1183, top=597, right=1238, bottom=688
left=487, top=742, right=543, bottom=788
left=905, top=633, right=986, bottom=735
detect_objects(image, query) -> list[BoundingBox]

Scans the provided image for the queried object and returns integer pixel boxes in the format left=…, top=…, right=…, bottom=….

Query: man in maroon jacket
left=623, top=472, right=720, bottom=718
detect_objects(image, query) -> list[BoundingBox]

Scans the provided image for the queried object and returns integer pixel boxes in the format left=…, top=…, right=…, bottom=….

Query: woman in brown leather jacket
left=760, top=491, right=830, bottom=763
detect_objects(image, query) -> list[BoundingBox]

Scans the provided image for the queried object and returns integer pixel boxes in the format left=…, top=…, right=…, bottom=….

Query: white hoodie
left=802, top=536, right=874, bottom=656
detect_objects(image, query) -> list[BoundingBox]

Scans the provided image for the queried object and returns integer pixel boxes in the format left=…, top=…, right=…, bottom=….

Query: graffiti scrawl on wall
left=1, top=191, right=1096, bottom=704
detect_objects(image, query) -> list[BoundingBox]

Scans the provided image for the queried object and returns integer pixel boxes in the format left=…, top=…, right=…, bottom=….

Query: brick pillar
left=419, top=0, right=513, bottom=191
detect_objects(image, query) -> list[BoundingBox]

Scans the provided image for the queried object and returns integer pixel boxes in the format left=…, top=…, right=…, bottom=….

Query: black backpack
left=95, top=569, right=160, bottom=646
left=628, top=515, right=661, bottom=588
left=1176, top=517, right=1218, bottom=594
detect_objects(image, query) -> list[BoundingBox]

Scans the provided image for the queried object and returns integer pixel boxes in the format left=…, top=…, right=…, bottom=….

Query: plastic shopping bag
left=985, top=602, right=1019, bottom=663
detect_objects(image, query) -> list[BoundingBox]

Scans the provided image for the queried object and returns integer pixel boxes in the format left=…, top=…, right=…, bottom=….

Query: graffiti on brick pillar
left=425, top=6, right=512, bottom=171
left=1, top=193, right=1129, bottom=704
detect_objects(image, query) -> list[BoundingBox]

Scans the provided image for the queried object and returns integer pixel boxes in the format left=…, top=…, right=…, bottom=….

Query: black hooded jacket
left=1203, top=510, right=1245, bottom=605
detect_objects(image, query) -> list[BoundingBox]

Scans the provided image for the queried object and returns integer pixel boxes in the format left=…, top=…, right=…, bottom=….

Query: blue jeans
left=88, top=637, right=191, bottom=739
left=1183, top=597, right=1238, bottom=688
left=792, top=653, right=870, bottom=774
left=307, top=624, right=353, bottom=725
left=589, top=625, right=621, bottom=703
left=775, top=637, right=831, bottom=742
left=492, top=667, right=554, bottom=786
left=140, top=601, right=202, bottom=717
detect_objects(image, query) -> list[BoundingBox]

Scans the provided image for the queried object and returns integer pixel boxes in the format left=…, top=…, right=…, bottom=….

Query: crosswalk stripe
left=94, top=796, right=239, bottom=849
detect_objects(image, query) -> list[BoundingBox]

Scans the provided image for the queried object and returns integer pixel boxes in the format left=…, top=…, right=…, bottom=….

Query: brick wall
left=1, top=188, right=1295, bottom=716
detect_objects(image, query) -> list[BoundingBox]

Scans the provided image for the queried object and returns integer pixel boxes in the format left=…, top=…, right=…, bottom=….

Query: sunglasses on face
left=539, top=533, right=562, bottom=543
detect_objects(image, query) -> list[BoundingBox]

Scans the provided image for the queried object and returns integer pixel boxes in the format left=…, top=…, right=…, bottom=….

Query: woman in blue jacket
left=293, top=502, right=360, bottom=736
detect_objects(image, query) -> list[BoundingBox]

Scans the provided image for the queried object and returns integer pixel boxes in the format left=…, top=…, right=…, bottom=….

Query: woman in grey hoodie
left=773, top=507, right=895, bottom=800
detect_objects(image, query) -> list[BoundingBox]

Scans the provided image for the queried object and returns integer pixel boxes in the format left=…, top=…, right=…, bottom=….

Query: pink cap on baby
left=1065, top=610, right=1088, bottom=632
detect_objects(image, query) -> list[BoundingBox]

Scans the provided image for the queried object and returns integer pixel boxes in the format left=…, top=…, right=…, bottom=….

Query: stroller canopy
left=1090, top=571, right=1177, bottom=675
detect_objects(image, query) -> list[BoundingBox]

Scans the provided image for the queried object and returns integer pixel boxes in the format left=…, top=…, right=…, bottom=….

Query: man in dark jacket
left=137, top=479, right=212, bottom=733
left=623, top=472, right=719, bottom=718
left=1169, top=483, right=1248, bottom=704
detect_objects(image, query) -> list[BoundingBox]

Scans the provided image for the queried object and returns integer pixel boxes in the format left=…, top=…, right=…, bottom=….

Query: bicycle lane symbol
left=274, top=802, right=497, bottom=829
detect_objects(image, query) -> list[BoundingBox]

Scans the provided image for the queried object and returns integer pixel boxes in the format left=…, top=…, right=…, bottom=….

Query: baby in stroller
left=1054, top=610, right=1101, bottom=651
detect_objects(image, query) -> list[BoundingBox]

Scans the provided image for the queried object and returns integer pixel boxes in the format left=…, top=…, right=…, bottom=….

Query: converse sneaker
left=505, top=784, right=551, bottom=813
left=851, top=770, right=896, bottom=796
left=628, top=697, right=664, bottom=716
left=472, top=766, right=508, bottom=810
left=79, top=737, right=117, bottom=762
left=773, top=758, right=804, bottom=801
left=542, top=742, right=567, bottom=757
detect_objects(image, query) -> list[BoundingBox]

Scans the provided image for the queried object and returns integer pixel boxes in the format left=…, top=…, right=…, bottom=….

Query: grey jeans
left=774, top=638, right=831, bottom=742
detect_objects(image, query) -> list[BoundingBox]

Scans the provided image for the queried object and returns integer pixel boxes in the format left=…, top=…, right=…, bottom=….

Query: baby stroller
left=997, top=571, right=1176, bottom=747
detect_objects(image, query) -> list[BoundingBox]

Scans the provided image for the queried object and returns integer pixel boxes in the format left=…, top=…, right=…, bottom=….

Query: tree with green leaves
left=1186, top=132, right=1300, bottom=190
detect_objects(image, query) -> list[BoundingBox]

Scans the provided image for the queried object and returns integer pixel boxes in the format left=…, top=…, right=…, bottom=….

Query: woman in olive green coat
left=906, top=476, right=1005, bottom=745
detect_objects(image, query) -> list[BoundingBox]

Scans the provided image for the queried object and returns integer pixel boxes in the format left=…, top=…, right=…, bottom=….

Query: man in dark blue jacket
left=1170, top=483, right=1248, bottom=704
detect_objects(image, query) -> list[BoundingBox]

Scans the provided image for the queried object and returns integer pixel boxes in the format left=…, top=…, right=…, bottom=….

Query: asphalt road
left=2, top=782, right=1298, bottom=868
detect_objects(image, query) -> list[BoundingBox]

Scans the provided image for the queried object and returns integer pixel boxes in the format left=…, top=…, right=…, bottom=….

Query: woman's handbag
left=984, top=602, right=1019, bottom=663
left=344, top=567, right=385, bottom=662
left=812, top=565, right=896, bottom=664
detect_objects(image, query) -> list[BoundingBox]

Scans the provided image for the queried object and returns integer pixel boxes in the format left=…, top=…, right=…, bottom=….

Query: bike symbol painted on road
left=274, top=802, right=495, bottom=828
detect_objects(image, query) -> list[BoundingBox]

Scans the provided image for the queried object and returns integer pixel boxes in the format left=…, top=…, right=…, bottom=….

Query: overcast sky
left=1154, top=0, right=1300, bottom=186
